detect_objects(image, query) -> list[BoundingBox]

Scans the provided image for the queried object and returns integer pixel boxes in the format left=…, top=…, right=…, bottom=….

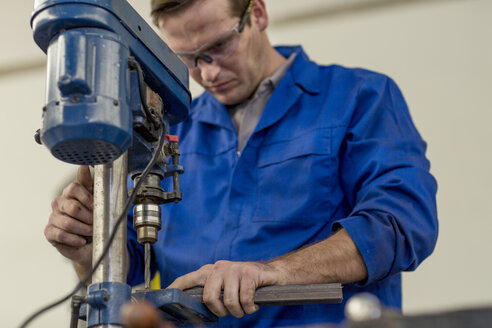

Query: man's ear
left=251, top=0, right=268, bottom=31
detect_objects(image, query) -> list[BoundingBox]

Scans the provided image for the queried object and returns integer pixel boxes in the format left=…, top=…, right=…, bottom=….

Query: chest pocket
left=253, top=127, right=339, bottom=223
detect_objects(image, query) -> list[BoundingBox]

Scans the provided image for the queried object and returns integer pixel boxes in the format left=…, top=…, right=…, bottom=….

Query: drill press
left=31, top=0, right=215, bottom=326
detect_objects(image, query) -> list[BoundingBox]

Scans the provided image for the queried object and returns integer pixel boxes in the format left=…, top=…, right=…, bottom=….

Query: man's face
left=158, top=0, right=265, bottom=105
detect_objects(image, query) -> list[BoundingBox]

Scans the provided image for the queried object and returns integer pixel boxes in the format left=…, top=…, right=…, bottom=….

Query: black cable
left=19, top=116, right=167, bottom=328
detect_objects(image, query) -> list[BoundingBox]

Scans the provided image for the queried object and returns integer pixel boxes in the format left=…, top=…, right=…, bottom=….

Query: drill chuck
left=133, top=203, right=161, bottom=244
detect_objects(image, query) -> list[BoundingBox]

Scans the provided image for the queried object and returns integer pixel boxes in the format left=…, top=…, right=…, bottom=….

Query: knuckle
left=202, top=264, right=213, bottom=271
left=79, top=188, right=92, bottom=201
left=223, top=296, right=235, bottom=308
left=214, top=260, right=228, bottom=267
left=241, top=264, right=258, bottom=280
left=202, top=293, right=214, bottom=304
left=213, top=260, right=230, bottom=271
left=240, top=292, right=254, bottom=305
left=60, top=217, right=75, bottom=232
left=65, top=200, right=81, bottom=217
left=241, top=265, right=253, bottom=277
left=51, top=197, right=59, bottom=210
left=48, top=212, right=57, bottom=224
left=63, top=182, right=77, bottom=196
left=54, top=229, right=65, bottom=243
left=44, top=225, right=52, bottom=239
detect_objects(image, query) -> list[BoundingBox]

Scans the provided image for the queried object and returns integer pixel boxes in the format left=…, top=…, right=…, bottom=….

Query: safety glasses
left=175, top=0, right=253, bottom=69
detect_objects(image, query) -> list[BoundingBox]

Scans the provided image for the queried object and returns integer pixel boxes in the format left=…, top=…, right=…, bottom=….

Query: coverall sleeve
left=334, top=76, right=438, bottom=286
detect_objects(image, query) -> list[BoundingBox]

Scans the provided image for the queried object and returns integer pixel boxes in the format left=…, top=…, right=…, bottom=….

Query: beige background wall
left=0, top=0, right=490, bottom=326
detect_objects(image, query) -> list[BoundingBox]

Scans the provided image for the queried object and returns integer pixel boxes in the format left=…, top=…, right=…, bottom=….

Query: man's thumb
left=77, top=165, right=93, bottom=192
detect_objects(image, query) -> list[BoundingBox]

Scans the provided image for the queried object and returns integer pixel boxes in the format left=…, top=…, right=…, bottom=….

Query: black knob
left=34, top=129, right=42, bottom=145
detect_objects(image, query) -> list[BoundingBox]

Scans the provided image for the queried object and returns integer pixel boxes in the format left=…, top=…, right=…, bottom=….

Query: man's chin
left=209, top=90, right=244, bottom=106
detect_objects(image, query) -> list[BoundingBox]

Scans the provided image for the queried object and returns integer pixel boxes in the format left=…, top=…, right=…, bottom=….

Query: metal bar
left=92, top=152, right=128, bottom=284
left=184, top=283, right=343, bottom=306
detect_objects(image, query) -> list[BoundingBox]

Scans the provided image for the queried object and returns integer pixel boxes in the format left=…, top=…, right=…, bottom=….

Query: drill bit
left=144, top=242, right=151, bottom=290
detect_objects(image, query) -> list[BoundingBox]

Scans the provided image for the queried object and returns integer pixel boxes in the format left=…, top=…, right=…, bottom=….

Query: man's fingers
left=50, top=212, right=93, bottom=236
left=56, top=196, right=93, bottom=225
left=45, top=224, right=87, bottom=247
left=223, top=269, right=245, bottom=318
left=61, top=182, right=94, bottom=212
left=77, top=165, right=94, bottom=193
left=167, top=274, right=194, bottom=290
left=167, top=265, right=211, bottom=290
left=202, top=262, right=229, bottom=317
left=239, top=275, right=259, bottom=315
left=168, top=261, right=265, bottom=318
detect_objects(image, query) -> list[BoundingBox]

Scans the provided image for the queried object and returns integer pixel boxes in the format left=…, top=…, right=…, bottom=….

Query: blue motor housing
left=31, top=0, right=191, bottom=165
left=43, top=28, right=132, bottom=165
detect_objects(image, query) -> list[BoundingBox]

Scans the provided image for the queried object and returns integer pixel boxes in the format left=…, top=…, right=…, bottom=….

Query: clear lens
left=176, top=23, right=242, bottom=69
left=176, top=54, right=196, bottom=69
left=202, top=31, right=240, bottom=60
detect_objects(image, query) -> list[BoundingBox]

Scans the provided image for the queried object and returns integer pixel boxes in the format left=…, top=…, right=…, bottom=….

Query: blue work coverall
left=127, top=46, right=438, bottom=327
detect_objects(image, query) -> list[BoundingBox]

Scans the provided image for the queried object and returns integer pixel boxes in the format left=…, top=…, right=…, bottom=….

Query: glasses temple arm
left=238, top=0, right=253, bottom=32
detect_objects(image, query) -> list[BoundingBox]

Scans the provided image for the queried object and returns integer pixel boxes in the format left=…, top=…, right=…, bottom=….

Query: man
left=45, top=0, right=438, bottom=326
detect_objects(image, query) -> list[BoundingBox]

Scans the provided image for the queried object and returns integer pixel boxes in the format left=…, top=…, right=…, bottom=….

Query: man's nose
left=198, top=60, right=221, bottom=83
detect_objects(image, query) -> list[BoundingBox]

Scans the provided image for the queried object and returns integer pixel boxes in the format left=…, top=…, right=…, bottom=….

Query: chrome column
left=92, top=152, right=128, bottom=285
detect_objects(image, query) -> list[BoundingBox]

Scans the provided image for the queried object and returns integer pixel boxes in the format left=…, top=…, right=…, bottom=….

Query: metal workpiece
left=185, top=283, right=343, bottom=306
left=92, top=152, right=128, bottom=284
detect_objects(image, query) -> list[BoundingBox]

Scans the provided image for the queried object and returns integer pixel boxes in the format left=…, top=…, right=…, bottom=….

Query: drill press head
left=31, top=0, right=191, bottom=166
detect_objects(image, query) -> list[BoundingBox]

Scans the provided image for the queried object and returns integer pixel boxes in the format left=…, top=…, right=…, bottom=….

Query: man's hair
left=151, top=0, right=250, bottom=26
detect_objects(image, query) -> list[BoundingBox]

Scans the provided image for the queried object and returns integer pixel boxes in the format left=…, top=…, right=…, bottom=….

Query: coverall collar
left=275, top=45, right=320, bottom=95
left=191, top=45, right=321, bottom=129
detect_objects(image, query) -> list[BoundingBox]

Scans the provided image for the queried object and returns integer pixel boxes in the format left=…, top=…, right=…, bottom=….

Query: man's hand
left=44, top=166, right=94, bottom=279
left=167, top=260, right=286, bottom=318
left=168, top=229, right=367, bottom=319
